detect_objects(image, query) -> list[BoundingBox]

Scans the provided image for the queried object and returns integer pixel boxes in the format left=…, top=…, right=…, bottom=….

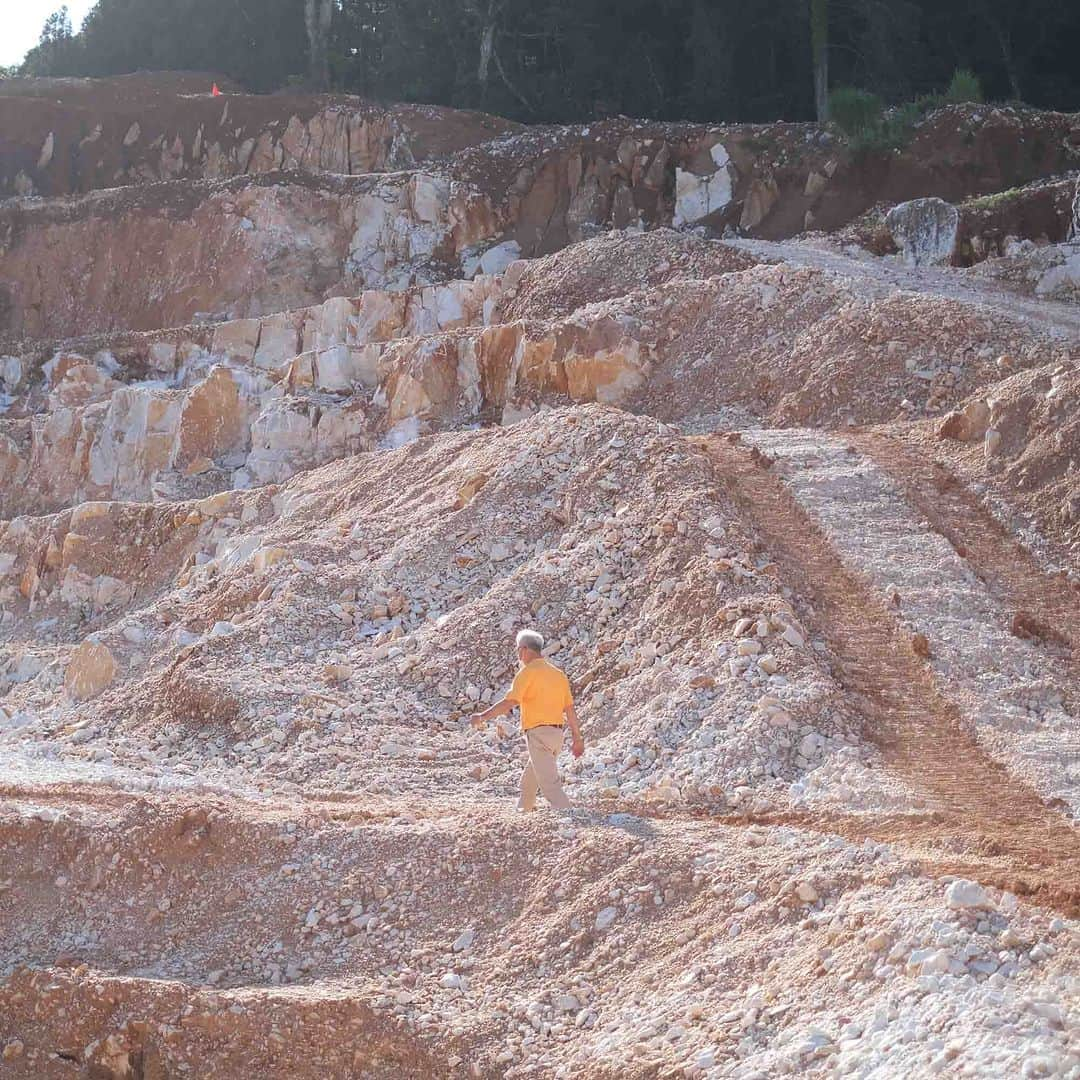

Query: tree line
left=12, top=0, right=1080, bottom=124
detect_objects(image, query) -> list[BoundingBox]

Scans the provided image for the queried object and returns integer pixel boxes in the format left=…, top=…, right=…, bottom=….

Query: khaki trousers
left=519, top=725, right=571, bottom=811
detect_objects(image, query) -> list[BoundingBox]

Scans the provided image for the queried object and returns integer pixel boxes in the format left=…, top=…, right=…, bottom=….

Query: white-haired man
left=470, top=629, right=584, bottom=811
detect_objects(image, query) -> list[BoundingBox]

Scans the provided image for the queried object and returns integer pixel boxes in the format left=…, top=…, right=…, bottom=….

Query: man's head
left=515, top=628, right=544, bottom=665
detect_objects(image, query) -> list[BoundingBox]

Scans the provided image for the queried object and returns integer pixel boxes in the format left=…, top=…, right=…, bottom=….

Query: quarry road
left=737, top=425, right=1080, bottom=813
left=727, top=237, right=1080, bottom=340
left=698, top=434, right=1080, bottom=915
left=851, top=430, right=1080, bottom=664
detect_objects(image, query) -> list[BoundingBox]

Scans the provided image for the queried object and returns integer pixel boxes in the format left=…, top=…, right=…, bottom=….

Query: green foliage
left=39, top=5, right=73, bottom=45
left=848, top=115, right=910, bottom=157
left=20, top=5, right=82, bottom=77
left=913, top=93, right=945, bottom=116
left=828, top=86, right=884, bottom=137
left=964, top=186, right=1022, bottom=210
left=740, top=135, right=773, bottom=155
left=828, top=85, right=927, bottom=158
left=891, top=100, right=922, bottom=129
left=945, top=68, right=984, bottom=104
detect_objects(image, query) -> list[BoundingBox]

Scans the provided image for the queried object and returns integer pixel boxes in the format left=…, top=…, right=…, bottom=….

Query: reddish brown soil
left=0, top=72, right=521, bottom=197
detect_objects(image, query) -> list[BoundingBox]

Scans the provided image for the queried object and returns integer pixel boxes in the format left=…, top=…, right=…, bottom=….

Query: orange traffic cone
left=212, top=83, right=222, bottom=97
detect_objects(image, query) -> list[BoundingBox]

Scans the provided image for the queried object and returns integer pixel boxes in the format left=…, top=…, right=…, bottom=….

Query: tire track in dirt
left=739, top=425, right=1078, bottom=808
left=698, top=434, right=1080, bottom=914
left=852, top=429, right=1080, bottom=699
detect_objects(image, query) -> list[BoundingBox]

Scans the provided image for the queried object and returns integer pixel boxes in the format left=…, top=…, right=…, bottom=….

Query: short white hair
left=516, top=628, right=544, bottom=653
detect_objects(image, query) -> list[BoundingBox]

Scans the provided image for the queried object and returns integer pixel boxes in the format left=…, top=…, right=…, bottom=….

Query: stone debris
left=945, top=880, right=995, bottom=911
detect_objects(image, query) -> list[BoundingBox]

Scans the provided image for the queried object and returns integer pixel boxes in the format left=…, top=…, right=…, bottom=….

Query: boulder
left=886, top=198, right=959, bottom=267
left=673, top=145, right=734, bottom=227
left=937, top=398, right=991, bottom=442
left=0, top=355, right=23, bottom=391
left=1034, top=249, right=1080, bottom=300
left=472, top=241, right=522, bottom=279
left=65, top=641, right=117, bottom=701
left=454, top=473, right=490, bottom=510
left=945, top=879, right=994, bottom=911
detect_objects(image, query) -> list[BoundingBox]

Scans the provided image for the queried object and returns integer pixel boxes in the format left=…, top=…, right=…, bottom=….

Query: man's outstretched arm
left=565, top=703, right=585, bottom=757
left=470, top=697, right=516, bottom=729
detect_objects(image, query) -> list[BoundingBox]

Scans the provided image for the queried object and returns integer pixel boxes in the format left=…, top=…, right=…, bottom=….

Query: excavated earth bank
left=0, top=75, right=1079, bottom=1078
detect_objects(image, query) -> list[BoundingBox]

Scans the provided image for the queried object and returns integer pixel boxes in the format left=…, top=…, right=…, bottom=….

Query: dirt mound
left=956, top=175, right=1080, bottom=262
left=874, top=105, right=1080, bottom=209
left=614, top=262, right=1069, bottom=427
left=2, top=407, right=848, bottom=811
left=2, top=789, right=1076, bottom=1078
left=500, top=228, right=757, bottom=321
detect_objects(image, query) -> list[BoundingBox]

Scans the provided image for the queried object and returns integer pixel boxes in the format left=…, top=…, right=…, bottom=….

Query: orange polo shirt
left=507, top=658, right=573, bottom=731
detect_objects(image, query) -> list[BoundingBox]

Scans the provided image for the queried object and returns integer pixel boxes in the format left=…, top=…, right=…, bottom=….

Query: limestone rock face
left=673, top=144, right=735, bottom=227
left=48, top=362, right=122, bottom=409
left=0, top=79, right=522, bottom=197
left=740, top=175, right=780, bottom=231
left=246, top=398, right=371, bottom=484
left=377, top=311, right=652, bottom=427
left=886, top=197, right=959, bottom=267
left=0, top=273, right=511, bottom=516
left=1, top=364, right=262, bottom=516
left=0, top=174, right=504, bottom=340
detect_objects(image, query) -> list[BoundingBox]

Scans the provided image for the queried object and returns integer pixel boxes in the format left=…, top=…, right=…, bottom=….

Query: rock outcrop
left=0, top=275, right=504, bottom=514
left=0, top=73, right=521, bottom=198
left=886, top=197, right=960, bottom=267
left=0, top=172, right=505, bottom=339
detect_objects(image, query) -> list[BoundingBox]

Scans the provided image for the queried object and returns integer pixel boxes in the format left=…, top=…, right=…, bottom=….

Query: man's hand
left=470, top=698, right=515, bottom=733
left=564, top=703, right=585, bottom=758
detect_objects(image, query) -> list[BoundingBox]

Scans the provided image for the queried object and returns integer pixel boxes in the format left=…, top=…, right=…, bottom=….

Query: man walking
left=470, top=629, right=585, bottom=811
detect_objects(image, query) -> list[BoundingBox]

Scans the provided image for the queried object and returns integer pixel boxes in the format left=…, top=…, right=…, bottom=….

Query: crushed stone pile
left=1, top=408, right=869, bottom=816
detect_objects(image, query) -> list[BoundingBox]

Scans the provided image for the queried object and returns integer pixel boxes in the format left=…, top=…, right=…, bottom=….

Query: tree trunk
left=305, top=0, right=333, bottom=91
left=493, top=43, right=531, bottom=112
left=810, top=0, right=829, bottom=122
left=476, top=0, right=501, bottom=90
left=478, top=20, right=496, bottom=86
left=994, top=25, right=1022, bottom=101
